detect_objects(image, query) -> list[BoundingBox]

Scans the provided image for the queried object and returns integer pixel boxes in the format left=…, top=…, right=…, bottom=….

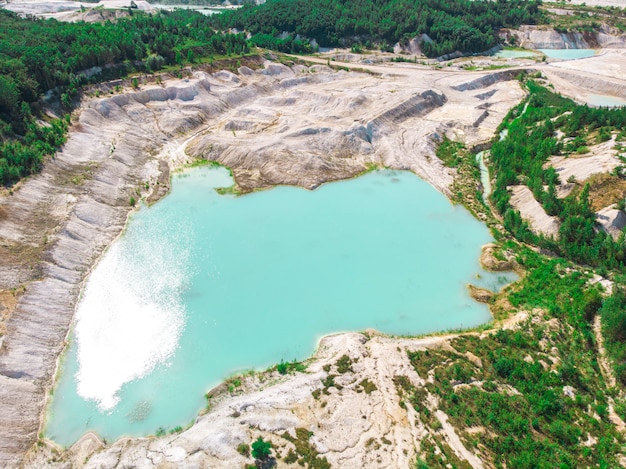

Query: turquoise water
left=538, top=49, right=596, bottom=60
left=45, top=168, right=515, bottom=446
left=587, top=94, right=626, bottom=108
left=493, top=49, right=537, bottom=59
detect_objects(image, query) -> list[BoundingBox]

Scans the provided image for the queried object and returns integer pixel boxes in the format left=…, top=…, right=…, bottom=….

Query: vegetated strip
left=405, top=247, right=623, bottom=468
left=488, top=76, right=626, bottom=389
left=491, top=78, right=626, bottom=270
left=409, top=80, right=626, bottom=467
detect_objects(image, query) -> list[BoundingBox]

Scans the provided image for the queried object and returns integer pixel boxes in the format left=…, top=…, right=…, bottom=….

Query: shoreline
left=42, top=161, right=512, bottom=451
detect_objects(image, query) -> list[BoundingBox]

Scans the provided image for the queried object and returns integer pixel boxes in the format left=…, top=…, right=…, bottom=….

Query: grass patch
left=582, top=173, right=626, bottom=212
left=436, top=136, right=464, bottom=168
left=275, top=359, right=307, bottom=375
left=335, top=355, right=353, bottom=374
left=237, top=442, right=250, bottom=457
left=281, top=428, right=330, bottom=469
left=357, top=378, right=377, bottom=394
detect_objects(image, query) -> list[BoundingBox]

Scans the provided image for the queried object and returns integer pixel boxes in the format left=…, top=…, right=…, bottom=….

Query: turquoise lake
left=45, top=167, right=515, bottom=446
left=538, top=49, right=596, bottom=60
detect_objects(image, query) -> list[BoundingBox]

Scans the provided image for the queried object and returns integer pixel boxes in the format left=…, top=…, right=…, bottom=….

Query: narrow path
left=593, top=315, right=626, bottom=435
left=594, top=315, right=616, bottom=389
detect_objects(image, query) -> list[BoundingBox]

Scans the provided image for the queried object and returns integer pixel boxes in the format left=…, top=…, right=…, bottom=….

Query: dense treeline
left=0, top=9, right=248, bottom=185
left=209, top=0, right=543, bottom=57
left=490, top=80, right=626, bottom=270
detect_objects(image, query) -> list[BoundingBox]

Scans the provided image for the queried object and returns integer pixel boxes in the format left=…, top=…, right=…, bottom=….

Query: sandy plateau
left=0, top=42, right=624, bottom=468
left=0, top=0, right=237, bottom=21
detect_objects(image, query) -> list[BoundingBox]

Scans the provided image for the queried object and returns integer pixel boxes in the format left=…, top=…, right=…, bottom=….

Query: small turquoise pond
left=587, top=94, right=626, bottom=108
left=493, top=49, right=537, bottom=59
left=45, top=168, right=515, bottom=446
left=538, top=49, right=596, bottom=60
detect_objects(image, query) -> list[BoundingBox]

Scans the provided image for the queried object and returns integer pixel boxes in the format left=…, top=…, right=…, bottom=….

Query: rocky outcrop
left=393, top=34, right=432, bottom=56
left=185, top=66, right=523, bottom=195
left=597, top=207, right=626, bottom=240
left=468, top=285, right=494, bottom=304
left=480, top=243, right=516, bottom=272
left=366, top=90, right=446, bottom=134
left=451, top=69, right=528, bottom=92
left=501, top=25, right=626, bottom=50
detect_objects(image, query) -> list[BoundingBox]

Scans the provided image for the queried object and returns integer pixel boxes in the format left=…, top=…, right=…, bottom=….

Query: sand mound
left=547, top=138, right=622, bottom=186
left=509, top=185, right=561, bottom=237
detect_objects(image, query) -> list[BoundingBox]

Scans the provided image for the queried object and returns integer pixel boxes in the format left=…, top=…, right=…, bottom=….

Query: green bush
left=145, top=54, right=165, bottom=72
left=251, top=436, right=272, bottom=460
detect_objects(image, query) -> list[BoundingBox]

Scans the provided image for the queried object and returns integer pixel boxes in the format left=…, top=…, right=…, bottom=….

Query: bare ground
left=509, top=185, right=561, bottom=237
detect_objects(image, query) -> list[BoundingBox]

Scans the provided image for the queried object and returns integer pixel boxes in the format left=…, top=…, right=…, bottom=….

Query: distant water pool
left=587, top=94, right=626, bottom=108
left=493, top=49, right=537, bottom=59
left=539, top=49, right=596, bottom=60
left=45, top=168, right=516, bottom=446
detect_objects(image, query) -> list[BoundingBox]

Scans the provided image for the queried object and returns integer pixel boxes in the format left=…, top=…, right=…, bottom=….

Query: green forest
left=0, top=9, right=247, bottom=185
left=209, top=0, right=543, bottom=55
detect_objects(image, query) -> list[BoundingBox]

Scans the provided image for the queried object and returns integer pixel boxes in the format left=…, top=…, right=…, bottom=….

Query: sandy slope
left=509, top=185, right=561, bottom=237
left=547, top=139, right=622, bottom=186
left=540, top=50, right=626, bottom=105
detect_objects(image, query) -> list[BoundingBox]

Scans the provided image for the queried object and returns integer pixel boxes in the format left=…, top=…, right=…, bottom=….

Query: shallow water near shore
left=476, top=151, right=492, bottom=201
left=45, top=167, right=516, bottom=446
